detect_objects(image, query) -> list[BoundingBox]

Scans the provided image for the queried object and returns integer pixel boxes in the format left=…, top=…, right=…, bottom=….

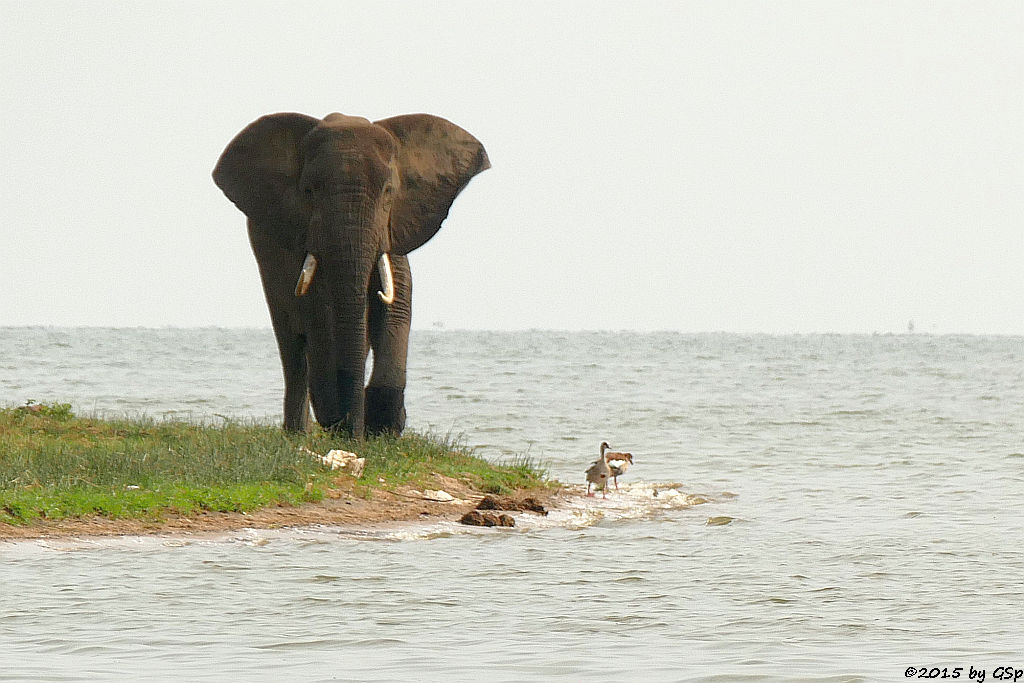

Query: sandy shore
left=0, top=476, right=565, bottom=541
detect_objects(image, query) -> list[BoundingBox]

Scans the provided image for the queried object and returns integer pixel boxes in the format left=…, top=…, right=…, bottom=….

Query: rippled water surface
left=2, top=329, right=1023, bottom=681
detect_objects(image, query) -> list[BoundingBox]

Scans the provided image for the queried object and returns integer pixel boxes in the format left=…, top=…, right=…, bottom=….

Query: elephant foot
left=282, top=404, right=312, bottom=433
left=323, top=418, right=363, bottom=440
left=365, top=386, right=406, bottom=436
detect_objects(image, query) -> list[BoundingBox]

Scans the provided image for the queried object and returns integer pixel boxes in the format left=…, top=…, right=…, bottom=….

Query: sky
left=1, top=1, right=1021, bottom=333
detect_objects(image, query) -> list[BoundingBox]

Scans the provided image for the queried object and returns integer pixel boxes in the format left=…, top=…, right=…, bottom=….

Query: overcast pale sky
left=2, top=1, right=1021, bottom=333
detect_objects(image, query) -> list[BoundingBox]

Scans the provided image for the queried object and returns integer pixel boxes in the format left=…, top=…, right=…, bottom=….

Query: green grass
left=0, top=402, right=551, bottom=526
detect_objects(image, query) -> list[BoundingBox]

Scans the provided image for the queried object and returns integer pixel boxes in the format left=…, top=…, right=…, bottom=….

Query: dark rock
left=459, top=510, right=488, bottom=526
left=458, top=510, right=515, bottom=527
left=519, top=497, right=548, bottom=515
left=476, top=496, right=501, bottom=510
left=475, top=495, right=547, bottom=516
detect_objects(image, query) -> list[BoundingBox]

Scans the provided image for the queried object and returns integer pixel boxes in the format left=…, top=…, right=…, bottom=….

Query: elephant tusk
left=377, top=253, right=395, bottom=305
left=294, top=253, right=318, bottom=297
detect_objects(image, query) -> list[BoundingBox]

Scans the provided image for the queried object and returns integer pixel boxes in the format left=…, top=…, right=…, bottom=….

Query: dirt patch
left=0, top=478, right=564, bottom=541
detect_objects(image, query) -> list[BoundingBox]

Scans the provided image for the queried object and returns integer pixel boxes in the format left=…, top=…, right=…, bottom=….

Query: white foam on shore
left=324, top=481, right=717, bottom=541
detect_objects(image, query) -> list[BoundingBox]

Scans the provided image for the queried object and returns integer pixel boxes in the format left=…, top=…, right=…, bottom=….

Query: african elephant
left=212, top=112, right=489, bottom=437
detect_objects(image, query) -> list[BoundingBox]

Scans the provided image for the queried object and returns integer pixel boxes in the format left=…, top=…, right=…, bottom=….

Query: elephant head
left=213, top=112, right=489, bottom=437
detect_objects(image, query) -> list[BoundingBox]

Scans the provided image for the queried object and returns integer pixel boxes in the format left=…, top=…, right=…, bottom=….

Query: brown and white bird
left=585, top=442, right=613, bottom=498
left=605, top=448, right=634, bottom=491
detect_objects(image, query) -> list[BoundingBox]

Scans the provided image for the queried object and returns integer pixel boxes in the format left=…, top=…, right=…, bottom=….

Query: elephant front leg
left=267, top=303, right=312, bottom=432
left=365, top=386, right=406, bottom=435
left=366, top=254, right=411, bottom=435
left=281, top=343, right=312, bottom=432
left=251, top=238, right=312, bottom=432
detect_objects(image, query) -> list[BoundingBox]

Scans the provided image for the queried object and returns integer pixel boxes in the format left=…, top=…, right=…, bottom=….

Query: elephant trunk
left=312, top=258, right=375, bottom=438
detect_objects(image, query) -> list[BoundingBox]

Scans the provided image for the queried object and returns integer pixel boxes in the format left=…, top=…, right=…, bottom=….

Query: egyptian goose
left=605, top=449, right=633, bottom=490
left=585, top=442, right=613, bottom=498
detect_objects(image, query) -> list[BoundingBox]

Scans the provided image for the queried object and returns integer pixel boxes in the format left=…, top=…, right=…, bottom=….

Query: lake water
left=2, top=328, right=1023, bottom=681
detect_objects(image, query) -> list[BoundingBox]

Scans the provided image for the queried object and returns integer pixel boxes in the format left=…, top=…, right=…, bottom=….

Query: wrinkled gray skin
left=213, top=112, right=489, bottom=437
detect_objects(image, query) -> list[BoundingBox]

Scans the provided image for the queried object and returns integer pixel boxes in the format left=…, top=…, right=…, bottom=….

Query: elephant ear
left=375, top=114, right=490, bottom=255
left=212, top=113, right=320, bottom=225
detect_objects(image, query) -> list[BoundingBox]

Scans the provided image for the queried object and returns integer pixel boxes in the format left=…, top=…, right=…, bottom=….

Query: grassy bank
left=0, top=402, right=549, bottom=526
